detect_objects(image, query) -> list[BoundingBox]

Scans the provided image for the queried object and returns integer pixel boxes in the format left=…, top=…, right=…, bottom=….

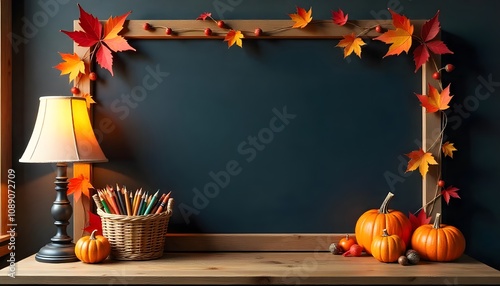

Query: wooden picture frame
left=72, top=19, right=442, bottom=250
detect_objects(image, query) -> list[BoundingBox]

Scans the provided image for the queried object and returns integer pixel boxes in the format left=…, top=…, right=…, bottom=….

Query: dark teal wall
left=3, top=0, right=500, bottom=271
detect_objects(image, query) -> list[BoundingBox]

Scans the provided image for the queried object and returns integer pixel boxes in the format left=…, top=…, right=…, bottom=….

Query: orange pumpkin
left=355, top=192, right=412, bottom=254
left=411, top=212, right=465, bottom=262
left=371, top=229, right=406, bottom=263
left=75, top=229, right=111, bottom=264
left=338, top=234, right=357, bottom=252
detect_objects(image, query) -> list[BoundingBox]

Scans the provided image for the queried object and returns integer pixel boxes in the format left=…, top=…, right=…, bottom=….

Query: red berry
left=204, top=28, right=212, bottom=36
left=165, top=27, right=172, bottom=35
left=432, top=72, right=440, bottom=80
left=438, top=180, right=445, bottom=188
left=88, top=72, right=97, bottom=81
left=71, top=86, right=80, bottom=95
left=445, top=64, right=455, bottom=72
left=375, top=25, right=382, bottom=33
left=217, top=20, right=225, bottom=28
left=143, top=22, right=152, bottom=30
left=254, top=28, right=262, bottom=36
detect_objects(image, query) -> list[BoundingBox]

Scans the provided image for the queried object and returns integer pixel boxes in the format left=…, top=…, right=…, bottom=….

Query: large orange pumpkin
left=355, top=192, right=412, bottom=254
left=411, top=212, right=466, bottom=262
left=371, top=229, right=406, bottom=263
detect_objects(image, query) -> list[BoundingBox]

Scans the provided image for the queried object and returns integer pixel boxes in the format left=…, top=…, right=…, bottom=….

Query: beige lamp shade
left=19, top=96, right=108, bottom=163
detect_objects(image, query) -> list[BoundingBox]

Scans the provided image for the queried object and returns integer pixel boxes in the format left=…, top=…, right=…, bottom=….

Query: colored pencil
left=123, top=186, right=132, bottom=216
left=143, top=190, right=160, bottom=215
left=155, top=191, right=171, bottom=214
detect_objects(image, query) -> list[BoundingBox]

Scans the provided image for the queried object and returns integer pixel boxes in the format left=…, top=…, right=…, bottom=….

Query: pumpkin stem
left=433, top=213, right=442, bottom=229
left=90, top=229, right=98, bottom=240
left=378, top=192, right=394, bottom=214
left=382, top=229, right=389, bottom=237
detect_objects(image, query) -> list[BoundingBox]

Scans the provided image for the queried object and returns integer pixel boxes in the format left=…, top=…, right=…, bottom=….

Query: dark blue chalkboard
left=92, top=38, right=422, bottom=233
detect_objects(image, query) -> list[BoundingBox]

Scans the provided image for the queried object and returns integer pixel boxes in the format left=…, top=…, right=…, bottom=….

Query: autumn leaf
left=441, top=186, right=460, bottom=205
left=332, top=8, right=348, bottom=26
left=67, top=174, right=94, bottom=202
left=413, top=10, right=454, bottom=72
left=196, top=12, right=212, bottom=20
left=224, top=30, right=244, bottom=48
left=61, top=4, right=135, bottom=76
left=409, top=210, right=431, bottom=232
left=406, top=148, right=438, bottom=177
left=374, top=9, right=414, bottom=57
left=442, top=141, right=457, bottom=158
left=416, top=83, right=453, bottom=113
left=336, top=33, right=366, bottom=58
left=81, top=93, right=96, bottom=109
left=83, top=211, right=102, bottom=236
left=54, top=52, right=85, bottom=83
left=289, top=6, right=312, bottom=28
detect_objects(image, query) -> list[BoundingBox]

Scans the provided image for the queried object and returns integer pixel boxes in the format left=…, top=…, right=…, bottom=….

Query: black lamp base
left=35, top=242, right=78, bottom=263
left=35, top=162, right=79, bottom=263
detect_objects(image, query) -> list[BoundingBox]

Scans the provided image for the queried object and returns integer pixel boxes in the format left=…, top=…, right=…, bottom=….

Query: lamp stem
left=35, top=162, right=78, bottom=263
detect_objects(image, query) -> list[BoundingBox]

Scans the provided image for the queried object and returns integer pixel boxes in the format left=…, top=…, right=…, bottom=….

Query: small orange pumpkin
left=338, top=234, right=357, bottom=252
left=411, top=212, right=465, bottom=262
left=75, top=229, right=111, bottom=263
left=355, top=192, right=412, bottom=254
left=371, top=229, right=406, bottom=263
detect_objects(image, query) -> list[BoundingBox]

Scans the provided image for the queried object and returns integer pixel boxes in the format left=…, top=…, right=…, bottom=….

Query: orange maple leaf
left=67, top=174, right=94, bottom=202
left=405, top=148, right=438, bottom=177
left=336, top=33, right=366, bottom=58
left=374, top=9, right=414, bottom=57
left=289, top=6, right=312, bottom=28
left=416, top=83, right=453, bottom=113
left=54, top=52, right=85, bottom=83
left=442, top=141, right=457, bottom=158
left=224, top=30, right=244, bottom=48
left=81, top=93, right=96, bottom=109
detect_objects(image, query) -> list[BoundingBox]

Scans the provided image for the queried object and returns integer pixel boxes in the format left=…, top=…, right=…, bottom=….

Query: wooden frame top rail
left=73, top=18, right=441, bottom=246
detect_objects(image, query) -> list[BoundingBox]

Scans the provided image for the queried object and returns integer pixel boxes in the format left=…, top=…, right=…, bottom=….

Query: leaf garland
left=54, top=4, right=135, bottom=106
left=59, top=5, right=461, bottom=219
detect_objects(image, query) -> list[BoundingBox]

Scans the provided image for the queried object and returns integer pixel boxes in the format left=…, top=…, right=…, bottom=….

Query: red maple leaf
left=441, top=186, right=460, bottom=205
left=83, top=211, right=103, bottom=236
left=61, top=4, right=135, bottom=76
left=196, top=12, right=212, bottom=20
left=413, top=10, right=453, bottom=72
left=409, top=209, right=431, bottom=232
left=332, top=8, right=348, bottom=26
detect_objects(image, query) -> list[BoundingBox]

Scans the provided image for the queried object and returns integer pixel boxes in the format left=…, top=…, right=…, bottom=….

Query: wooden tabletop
left=2, top=252, right=500, bottom=285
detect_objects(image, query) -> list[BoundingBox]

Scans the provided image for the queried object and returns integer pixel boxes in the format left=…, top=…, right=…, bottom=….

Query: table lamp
left=19, top=96, right=108, bottom=263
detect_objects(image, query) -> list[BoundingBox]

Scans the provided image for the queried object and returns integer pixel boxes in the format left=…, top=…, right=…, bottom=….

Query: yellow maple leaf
left=54, top=52, right=85, bottom=83
left=406, top=148, right=438, bottom=177
left=224, top=30, right=244, bottom=48
left=336, top=33, right=366, bottom=58
left=374, top=9, right=414, bottom=57
left=289, top=6, right=312, bottom=28
left=81, top=93, right=96, bottom=109
left=442, top=141, right=457, bottom=158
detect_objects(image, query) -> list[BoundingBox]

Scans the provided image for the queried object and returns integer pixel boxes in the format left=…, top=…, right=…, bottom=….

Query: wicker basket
left=97, top=198, right=174, bottom=261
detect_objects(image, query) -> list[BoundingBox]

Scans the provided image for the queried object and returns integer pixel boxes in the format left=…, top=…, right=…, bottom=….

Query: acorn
left=329, top=243, right=342, bottom=255
left=406, top=249, right=421, bottom=265
left=398, top=255, right=409, bottom=266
